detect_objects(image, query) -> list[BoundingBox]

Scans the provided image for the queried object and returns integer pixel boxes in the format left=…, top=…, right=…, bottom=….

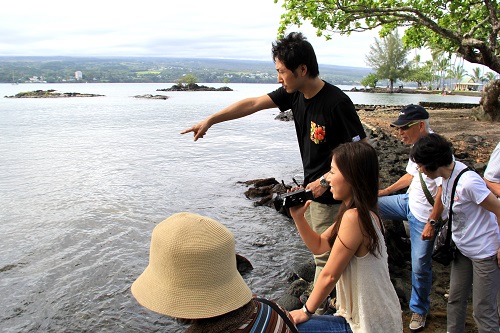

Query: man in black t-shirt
left=181, top=33, right=366, bottom=310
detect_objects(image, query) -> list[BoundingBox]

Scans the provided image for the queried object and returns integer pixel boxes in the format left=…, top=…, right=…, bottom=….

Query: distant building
left=454, top=77, right=483, bottom=91
left=75, top=71, right=83, bottom=80
left=26, top=76, right=47, bottom=83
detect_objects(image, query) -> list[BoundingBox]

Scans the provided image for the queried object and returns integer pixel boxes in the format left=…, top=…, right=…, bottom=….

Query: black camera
left=273, top=188, right=314, bottom=209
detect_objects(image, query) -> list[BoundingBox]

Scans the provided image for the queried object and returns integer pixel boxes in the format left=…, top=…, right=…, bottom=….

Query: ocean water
left=0, top=83, right=479, bottom=332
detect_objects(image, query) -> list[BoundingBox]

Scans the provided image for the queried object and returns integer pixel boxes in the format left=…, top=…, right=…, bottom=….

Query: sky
left=0, top=0, right=379, bottom=68
left=1, top=0, right=492, bottom=75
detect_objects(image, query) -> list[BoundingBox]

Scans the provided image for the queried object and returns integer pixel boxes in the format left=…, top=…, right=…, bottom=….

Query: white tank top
left=334, top=214, right=403, bottom=333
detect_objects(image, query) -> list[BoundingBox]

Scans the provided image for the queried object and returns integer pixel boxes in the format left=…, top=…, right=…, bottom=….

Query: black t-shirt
left=268, top=81, right=366, bottom=204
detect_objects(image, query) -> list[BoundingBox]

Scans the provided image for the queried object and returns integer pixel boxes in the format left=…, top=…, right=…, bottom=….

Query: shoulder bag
left=418, top=171, right=445, bottom=226
left=431, top=167, right=471, bottom=266
left=255, top=297, right=299, bottom=333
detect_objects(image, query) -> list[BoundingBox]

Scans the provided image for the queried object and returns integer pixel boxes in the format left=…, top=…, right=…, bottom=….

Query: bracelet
left=302, top=304, right=314, bottom=317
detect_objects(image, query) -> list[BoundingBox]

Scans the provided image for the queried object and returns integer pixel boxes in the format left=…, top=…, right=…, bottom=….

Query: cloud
left=0, top=0, right=375, bottom=67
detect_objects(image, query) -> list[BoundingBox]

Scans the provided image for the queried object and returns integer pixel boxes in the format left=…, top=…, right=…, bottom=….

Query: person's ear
left=300, top=64, right=308, bottom=76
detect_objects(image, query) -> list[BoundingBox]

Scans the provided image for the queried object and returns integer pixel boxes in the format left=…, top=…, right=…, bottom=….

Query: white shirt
left=484, top=142, right=500, bottom=183
left=442, top=161, right=500, bottom=259
left=406, top=158, right=443, bottom=222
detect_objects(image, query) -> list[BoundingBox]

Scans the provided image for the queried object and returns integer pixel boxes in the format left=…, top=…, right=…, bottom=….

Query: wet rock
left=276, top=292, right=303, bottom=312
left=236, top=254, right=253, bottom=275
left=134, top=94, right=169, bottom=100
left=294, top=259, right=315, bottom=283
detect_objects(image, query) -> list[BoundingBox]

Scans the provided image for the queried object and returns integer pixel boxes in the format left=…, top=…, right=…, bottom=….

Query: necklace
left=443, top=162, right=456, bottom=207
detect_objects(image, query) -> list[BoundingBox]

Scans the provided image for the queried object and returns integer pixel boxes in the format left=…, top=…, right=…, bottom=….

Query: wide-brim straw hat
left=131, top=212, right=252, bottom=319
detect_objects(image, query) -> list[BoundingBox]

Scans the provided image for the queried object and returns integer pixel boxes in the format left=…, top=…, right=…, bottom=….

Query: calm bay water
left=0, top=83, right=479, bottom=332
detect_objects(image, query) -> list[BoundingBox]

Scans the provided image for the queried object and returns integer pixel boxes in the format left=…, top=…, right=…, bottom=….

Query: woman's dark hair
left=410, top=133, right=453, bottom=171
left=328, top=141, right=382, bottom=256
left=271, top=32, right=320, bottom=78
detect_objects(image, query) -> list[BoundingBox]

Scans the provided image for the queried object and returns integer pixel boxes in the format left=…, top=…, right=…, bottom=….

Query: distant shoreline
left=347, top=86, right=481, bottom=97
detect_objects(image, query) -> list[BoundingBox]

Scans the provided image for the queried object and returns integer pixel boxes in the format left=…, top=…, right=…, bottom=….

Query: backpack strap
left=254, top=297, right=299, bottom=333
left=444, top=167, right=472, bottom=245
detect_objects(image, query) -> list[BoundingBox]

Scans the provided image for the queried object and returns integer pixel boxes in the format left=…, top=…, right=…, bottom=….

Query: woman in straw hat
left=289, top=141, right=403, bottom=332
left=131, top=212, right=298, bottom=333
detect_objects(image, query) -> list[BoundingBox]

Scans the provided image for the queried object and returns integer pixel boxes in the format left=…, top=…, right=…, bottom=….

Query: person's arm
left=290, top=209, right=363, bottom=324
left=289, top=201, right=333, bottom=255
left=180, top=94, right=276, bottom=141
left=478, top=192, right=500, bottom=267
left=422, top=185, right=444, bottom=240
left=484, top=178, right=500, bottom=197
left=478, top=192, right=500, bottom=226
left=378, top=173, right=413, bottom=197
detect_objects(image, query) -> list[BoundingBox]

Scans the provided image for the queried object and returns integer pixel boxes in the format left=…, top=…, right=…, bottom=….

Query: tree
left=485, top=71, right=498, bottom=82
left=277, top=0, right=500, bottom=120
left=406, top=63, right=434, bottom=88
left=360, top=72, right=379, bottom=89
left=365, top=30, right=410, bottom=92
left=436, top=56, right=450, bottom=91
left=471, top=67, right=485, bottom=83
left=177, top=73, right=198, bottom=86
left=448, top=64, right=468, bottom=90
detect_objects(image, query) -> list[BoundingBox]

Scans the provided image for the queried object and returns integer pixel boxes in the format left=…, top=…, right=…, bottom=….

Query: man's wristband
left=319, top=175, right=329, bottom=188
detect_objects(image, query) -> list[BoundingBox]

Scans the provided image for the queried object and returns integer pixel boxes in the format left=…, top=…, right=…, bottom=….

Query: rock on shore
left=5, top=89, right=104, bottom=98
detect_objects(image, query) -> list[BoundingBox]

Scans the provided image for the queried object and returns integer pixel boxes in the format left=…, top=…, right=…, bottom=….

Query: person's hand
left=180, top=119, right=211, bottom=141
left=378, top=188, right=389, bottom=197
left=421, top=222, right=436, bottom=240
left=289, top=200, right=311, bottom=220
left=305, top=180, right=327, bottom=198
left=290, top=309, right=310, bottom=325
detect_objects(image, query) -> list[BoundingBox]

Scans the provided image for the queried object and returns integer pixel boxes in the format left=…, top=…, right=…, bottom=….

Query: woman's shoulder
left=342, top=208, right=358, bottom=219
left=340, top=209, right=362, bottom=229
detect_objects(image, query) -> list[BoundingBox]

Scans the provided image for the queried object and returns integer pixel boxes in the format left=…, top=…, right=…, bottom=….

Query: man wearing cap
left=378, top=104, right=444, bottom=332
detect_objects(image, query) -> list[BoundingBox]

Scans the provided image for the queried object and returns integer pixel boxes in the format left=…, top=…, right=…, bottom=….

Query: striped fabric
left=236, top=298, right=296, bottom=333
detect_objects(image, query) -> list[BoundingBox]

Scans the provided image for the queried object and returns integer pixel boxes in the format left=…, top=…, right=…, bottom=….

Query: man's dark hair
left=410, top=133, right=454, bottom=171
left=271, top=32, right=320, bottom=78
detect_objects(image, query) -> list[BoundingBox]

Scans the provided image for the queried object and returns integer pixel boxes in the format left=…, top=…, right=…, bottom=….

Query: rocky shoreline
left=242, top=105, right=497, bottom=332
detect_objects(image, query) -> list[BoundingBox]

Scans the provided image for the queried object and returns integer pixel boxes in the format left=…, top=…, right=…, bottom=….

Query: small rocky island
left=5, top=90, right=104, bottom=98
left=133, top=94, right=169, bottom=100
left=157, top=83, right=233, bottom=92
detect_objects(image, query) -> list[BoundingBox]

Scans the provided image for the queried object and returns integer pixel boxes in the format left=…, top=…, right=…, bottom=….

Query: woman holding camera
left=289, top=141, right=403, bottom=332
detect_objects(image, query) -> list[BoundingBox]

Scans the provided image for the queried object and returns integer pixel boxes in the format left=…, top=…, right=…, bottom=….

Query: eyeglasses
left=398, top=122, right=420, bottom=131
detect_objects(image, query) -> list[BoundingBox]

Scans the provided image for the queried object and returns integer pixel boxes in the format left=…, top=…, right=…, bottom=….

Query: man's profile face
left=396, top=121, right=424, bottom=145
left=275, top=59, right=301, bottom=93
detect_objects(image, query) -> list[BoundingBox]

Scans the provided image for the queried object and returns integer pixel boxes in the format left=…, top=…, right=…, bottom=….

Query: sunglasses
left=397, top=121, right=420, bottom=131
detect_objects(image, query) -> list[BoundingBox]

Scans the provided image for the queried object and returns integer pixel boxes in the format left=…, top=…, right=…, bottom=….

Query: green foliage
left=278, top=0, right=500, bottom=74
left=177, top=73, right=199, bottom=86
left=484, top=71, right=498, bottom=82
left=405, top=65, right=434, bottom=88
left=360, top=73, right=379, bottom=88
left=365, top=30, right=410, bottom=91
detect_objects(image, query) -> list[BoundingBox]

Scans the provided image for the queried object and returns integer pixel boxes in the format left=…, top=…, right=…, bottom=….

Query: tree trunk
left=476, top=80, right=500, bottom=121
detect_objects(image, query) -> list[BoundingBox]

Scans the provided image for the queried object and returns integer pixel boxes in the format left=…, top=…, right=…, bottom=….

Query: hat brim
left=131, top=263, right=253, bottom=319
left=390, top=119, right=424, bottom=127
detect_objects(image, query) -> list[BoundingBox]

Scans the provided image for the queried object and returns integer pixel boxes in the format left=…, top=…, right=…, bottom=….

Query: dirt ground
left=358, top=106, right=499, bottom=333
left=358, top=107, right=500, bottom=165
